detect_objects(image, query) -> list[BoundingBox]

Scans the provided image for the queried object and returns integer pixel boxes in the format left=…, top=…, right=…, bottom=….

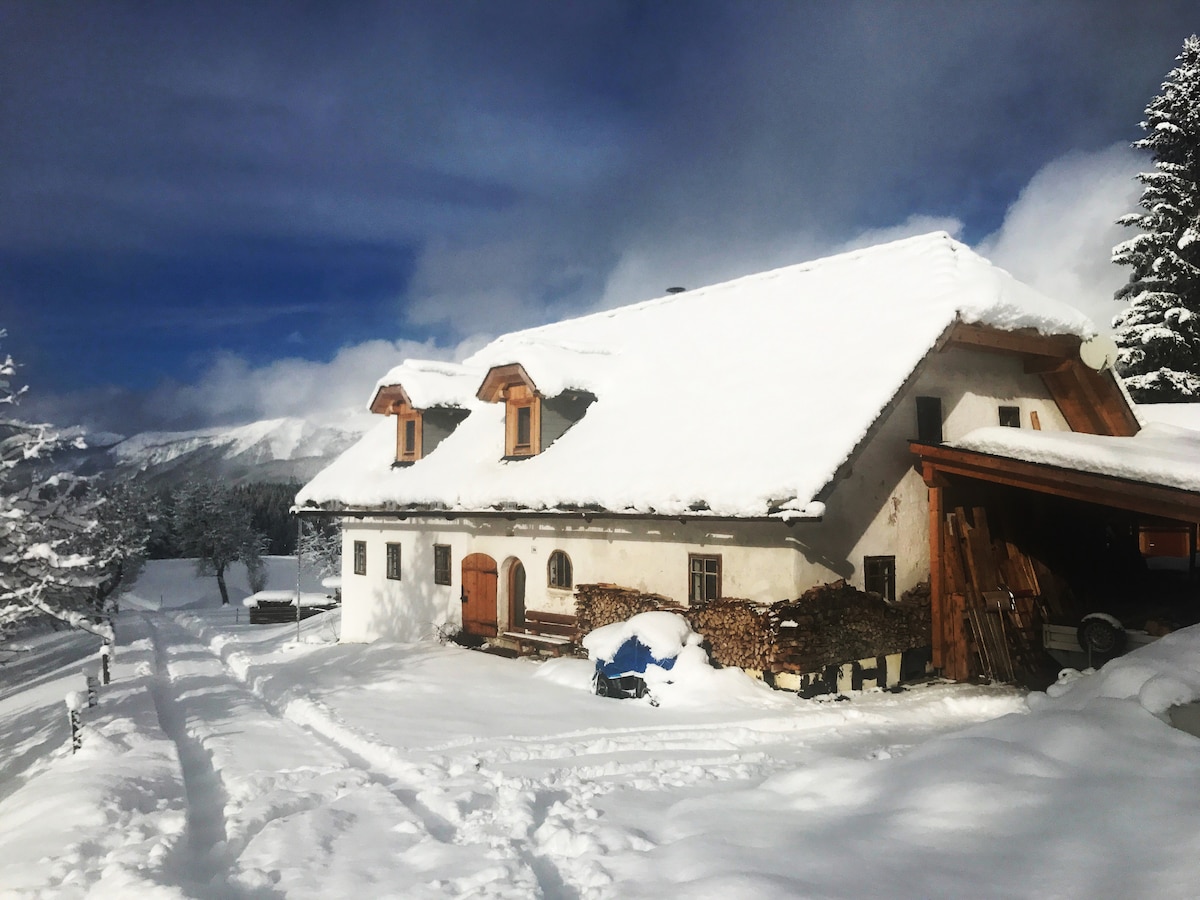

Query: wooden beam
left=1040, top=360, right=1139, bottom=437
left=913, top=441, right=1200, bottom=523
left=929, top=481, right=945, bottom=669
left=1042, top=368, right=1105, bottom=434
left=1023, top=355, right=1072, bottom=375
left=948, top=323, right=1080, bottom=359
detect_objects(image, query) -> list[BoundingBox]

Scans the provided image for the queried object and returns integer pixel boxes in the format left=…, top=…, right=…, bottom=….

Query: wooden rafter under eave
left=913, top=441, right=1200, bottom=524
left=476, top=363, right=538, bottom=403
left=369, top=384, right=412, bottom=415
left=945, top=322, right=1138, bottom=437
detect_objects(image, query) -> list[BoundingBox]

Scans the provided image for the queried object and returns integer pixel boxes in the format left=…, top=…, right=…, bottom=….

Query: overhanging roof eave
left=912, top=440, right=1200, bottom=523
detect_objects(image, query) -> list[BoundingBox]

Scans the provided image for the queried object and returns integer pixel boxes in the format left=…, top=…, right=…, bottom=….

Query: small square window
left=385, top=543, right=401, bottom=580
left=688, top=554, right=722, bottom=603
left=353, top=540, right=367, bottom=576
left=998, top=405, right=1020, bottom=428
left=434, top=544, right=452, bottom=586
left=864, top=555, right=896, bottom=603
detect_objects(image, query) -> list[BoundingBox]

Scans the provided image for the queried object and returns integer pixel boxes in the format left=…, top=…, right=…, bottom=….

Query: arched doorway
left=508, top=560, right=526, bottom=630
left=461, top=553, right=498, bottom=637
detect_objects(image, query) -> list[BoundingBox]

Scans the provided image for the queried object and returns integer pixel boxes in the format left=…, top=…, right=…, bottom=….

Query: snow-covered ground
left=3, top=561, right=1200, bottom=898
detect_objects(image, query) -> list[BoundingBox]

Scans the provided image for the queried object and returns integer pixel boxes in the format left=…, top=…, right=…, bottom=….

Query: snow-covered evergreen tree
left=173, top=481, right=267, bottom=605
left=0, top=332, right=119, bottom=640
left=1112, top=35, right=1200, bottom=401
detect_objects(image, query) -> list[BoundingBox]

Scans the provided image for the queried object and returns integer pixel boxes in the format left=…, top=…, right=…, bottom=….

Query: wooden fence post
left=65, top=692, right=85, bottom=752
left=99, top=643, right=111, bottom=685
left=82, top=669, right=98, bottom=707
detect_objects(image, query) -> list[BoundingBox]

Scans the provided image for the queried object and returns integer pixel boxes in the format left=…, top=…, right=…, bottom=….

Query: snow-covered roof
left=952, top=422, right=1200, bottom=496
left=299, top=232, right=1097, bottom=518
left=369, top=360, right=484, bottom=410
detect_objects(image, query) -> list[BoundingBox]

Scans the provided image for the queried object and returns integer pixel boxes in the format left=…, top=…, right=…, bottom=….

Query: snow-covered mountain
left=65, top=415, right=371, bottom=486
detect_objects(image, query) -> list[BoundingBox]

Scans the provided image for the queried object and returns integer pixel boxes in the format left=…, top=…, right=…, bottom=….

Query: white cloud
left=978, top=143, right=1143, bottom=334
left=838, top=216, right=965, bottom=253
left=153, top=335, right=489, bottom=430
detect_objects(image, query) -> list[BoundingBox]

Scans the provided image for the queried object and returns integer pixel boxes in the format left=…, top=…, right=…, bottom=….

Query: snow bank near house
left=582, top=611, right=784, bottom=709
left=1034, top=624, right=1200, bottom=716
left=1138, top=402, right=1200, bottom=432
left=583, top=611, right=701, bottom=662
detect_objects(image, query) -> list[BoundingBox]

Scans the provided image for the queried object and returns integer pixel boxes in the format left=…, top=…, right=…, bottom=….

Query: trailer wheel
left=1077, top=615, right=1126, bottom=657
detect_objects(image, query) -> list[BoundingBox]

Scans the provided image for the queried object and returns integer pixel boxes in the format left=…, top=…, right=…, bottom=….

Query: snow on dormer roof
left=300, top=232, right=1097, bottom=518
left=367, top=359, right=483, bottom=413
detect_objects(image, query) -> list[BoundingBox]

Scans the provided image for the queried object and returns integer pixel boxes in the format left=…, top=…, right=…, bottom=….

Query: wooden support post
left=928, top=479, right=945, bottom=670
left=82, top=670, right=98, bottom=708
left=65, top=692, right=85, bottom=753
left=100, top=644, right=111, bottom=685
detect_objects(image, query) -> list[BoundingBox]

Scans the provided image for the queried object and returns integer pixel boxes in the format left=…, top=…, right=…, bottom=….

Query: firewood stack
left=687, top=598, right=775, bottom=670
left=574, top=583, right=681, bottom=636
left=769, top=581, right=931, bottom=674
left=575, top=580, right=931, bottom=677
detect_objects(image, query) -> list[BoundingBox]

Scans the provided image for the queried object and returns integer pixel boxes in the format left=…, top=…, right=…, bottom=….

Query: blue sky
left=1, top=1, right=1196, bottom=434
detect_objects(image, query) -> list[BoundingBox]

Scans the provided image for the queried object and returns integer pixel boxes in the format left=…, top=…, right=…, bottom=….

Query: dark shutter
left=915, top=396, right=943, bottom=444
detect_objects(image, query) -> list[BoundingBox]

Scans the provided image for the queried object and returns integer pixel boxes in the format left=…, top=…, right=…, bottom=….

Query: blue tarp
left=595, top=637, right=678, bottom=679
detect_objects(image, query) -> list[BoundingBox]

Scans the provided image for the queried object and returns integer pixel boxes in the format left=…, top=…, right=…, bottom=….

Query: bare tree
left=172, top=481, right=267, bottom=605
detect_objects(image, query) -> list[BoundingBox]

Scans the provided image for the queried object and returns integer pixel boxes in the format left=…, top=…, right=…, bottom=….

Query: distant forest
left=148, top=481, right=304, bottom=559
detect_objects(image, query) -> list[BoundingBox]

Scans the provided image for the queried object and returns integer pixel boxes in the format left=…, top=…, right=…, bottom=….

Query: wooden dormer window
left=477, top=363, right=595, bottom=460
left=478, top=363, right=543, bottom=459
left=369, top=382, right=469, bottom=465
left=504, top=384, right=541, bottom=457
left=397, top=408, right=422, bottom=463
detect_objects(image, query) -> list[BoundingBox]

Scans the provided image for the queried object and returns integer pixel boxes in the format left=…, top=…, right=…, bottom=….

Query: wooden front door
left=461, top=553, right=498, bottom=637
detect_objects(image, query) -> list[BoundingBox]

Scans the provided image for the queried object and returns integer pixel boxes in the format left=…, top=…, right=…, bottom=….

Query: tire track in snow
left=171, top=613, right=611, bottom=897
left=143, top=614, right=254, bottom=898
left=170, top=616, right=802, bottom=899
left=167, top=612, right=558, bottom=897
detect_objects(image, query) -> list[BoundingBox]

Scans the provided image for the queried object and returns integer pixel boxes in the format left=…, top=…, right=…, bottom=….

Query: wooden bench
left=503, top=611, right=578, bottom=657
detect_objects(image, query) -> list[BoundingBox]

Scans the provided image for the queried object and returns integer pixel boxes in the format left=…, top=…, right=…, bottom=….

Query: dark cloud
left=1, top=0, right=1195, bottom=430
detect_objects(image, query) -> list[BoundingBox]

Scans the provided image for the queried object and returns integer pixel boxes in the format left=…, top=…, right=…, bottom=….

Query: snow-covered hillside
left=70, top=415, right=371, bottom=486
left=4, top=560, right=1200, bottom=897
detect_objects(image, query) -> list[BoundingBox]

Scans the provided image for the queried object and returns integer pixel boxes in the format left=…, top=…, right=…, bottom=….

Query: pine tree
left=172, top=481, right=267, bottom=605
left=1112, top=35, right=1200, bottom=401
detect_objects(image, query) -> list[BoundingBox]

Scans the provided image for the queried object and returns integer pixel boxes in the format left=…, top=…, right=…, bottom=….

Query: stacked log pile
left=769, top=581, right=931, bottom=674
left=687, top=598, right=775, bottom=670
left=574, top=583, right=681, bottom=636
left=575, top=580, right=930, bottom=676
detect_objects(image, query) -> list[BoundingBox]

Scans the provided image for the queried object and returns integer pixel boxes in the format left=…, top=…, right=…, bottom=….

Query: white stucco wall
left=814, top=345, right=1073, bottom=599
left=337, top=344, right=1080, bottom=643
left=338, top=516, right=815, bottom=643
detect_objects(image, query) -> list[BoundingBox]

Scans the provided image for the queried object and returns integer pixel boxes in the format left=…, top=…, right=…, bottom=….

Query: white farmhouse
left=296, top=231, right=1149, bottom=673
